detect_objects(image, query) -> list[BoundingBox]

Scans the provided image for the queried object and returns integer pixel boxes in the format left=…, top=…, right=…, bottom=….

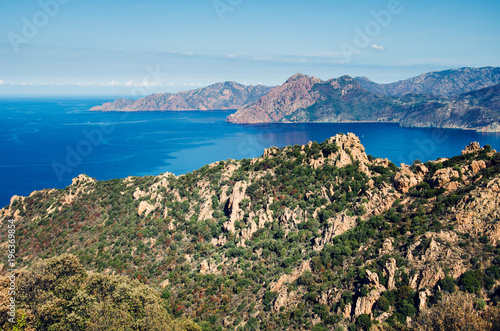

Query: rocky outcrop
left=354, top=269, right=386, bottom=317
left=90, top=82, right=273, bottom=111
left=386, top=258, right=397, bottom=290
left=462, top=142, right=482, bottom=155
left=392, top=164, right=426, bottom=193
left=430, top=168, right=459, bottom=188
left=223, top=181, right=248, bottom=233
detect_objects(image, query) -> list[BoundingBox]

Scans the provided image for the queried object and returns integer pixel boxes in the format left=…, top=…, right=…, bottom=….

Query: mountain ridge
left=354, top=66, right=500, bottom=96
left=227, top=72, right=500, bottom=132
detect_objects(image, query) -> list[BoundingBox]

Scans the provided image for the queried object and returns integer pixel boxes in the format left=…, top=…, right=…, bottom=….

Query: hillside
left=355, top=67, right=500, bottom=97
left=2, top=134, right=500, bottom=330
left=399, top=84, right=500, bottom=131
left=90, top=82, right=273, bottom=111
left=227, top=74, right=500, bottom=132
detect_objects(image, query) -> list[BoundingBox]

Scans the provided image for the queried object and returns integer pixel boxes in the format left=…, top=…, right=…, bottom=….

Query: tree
left=356, top=314, right=372, bottom=330
left=414, top=291, right=489, bottom=330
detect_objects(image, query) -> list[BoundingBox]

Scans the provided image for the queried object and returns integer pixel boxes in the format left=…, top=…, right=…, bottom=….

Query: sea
left=1, top=97, right=500, bottom=208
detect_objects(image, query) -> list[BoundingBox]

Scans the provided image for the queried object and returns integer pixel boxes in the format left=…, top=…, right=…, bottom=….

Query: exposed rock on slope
left=90, top=82, right=273, bottom=111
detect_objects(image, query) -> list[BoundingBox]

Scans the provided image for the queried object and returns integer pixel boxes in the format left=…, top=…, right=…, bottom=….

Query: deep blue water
left=1, top=97, right=500, bottom=208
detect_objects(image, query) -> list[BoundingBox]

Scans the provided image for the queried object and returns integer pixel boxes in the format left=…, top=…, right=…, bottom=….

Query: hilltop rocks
left=462, top=141, right=482, bottom=155
left=332, top=133, right=370, bottom=166
left=71, top=174, right=96, bottom=186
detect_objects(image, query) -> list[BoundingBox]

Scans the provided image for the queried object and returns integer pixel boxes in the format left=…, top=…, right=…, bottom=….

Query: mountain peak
left=285, top=73, right=320, bottom=84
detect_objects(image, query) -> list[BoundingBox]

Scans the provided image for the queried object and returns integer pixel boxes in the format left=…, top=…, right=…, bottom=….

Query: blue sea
left=1, top=97, right=500, bottom=208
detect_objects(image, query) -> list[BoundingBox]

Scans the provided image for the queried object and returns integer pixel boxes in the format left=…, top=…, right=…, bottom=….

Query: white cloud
left=0, top=80, right=4, bottom=85
left=370, top=44, right=385, bottom=51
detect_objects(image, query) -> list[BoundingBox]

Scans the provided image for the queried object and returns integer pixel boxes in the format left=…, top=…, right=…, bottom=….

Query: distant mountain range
left=355, top=67, right=500, bottom=96
left=227, top=68, right=500, bottom=132
left=90, top=82, right=273, bottom=111
left=90, top=67, right=500, bottom=132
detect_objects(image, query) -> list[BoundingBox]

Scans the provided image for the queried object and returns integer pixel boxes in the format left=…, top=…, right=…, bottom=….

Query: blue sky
left=1, top=0, right=499, bottom=95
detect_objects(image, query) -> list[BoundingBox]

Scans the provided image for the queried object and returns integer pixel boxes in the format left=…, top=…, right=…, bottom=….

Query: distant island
left=90, top=67, right=500, bottom=132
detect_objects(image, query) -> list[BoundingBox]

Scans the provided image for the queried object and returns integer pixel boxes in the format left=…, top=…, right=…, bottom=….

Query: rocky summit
left=1, top=133, right=500, bottom=330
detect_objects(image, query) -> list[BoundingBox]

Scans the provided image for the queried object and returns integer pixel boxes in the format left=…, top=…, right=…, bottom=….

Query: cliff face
left=90, top=82, right=273, bottom=111
left=2, top=134, right=500, bottom=330
left=355, top=66, right=500, bottom=96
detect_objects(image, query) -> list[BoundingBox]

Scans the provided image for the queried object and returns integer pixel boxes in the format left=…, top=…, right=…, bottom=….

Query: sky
left=1, top=0, right=499, bottom=96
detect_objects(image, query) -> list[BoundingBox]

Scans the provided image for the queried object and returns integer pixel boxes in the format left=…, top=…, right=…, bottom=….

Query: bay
left=1, top=97, right=499, bottom=208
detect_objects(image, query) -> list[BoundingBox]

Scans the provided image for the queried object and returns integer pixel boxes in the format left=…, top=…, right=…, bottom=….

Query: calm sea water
left=1, top=97, right=499, bottom=207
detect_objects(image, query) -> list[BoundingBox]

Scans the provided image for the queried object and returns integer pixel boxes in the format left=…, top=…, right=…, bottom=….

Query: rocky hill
left=227, top=74, right=500, bottom=132
left=226, top=74, right=406, bottom=124
left=2, top=134, right=500, bottom=330
left=90, top=82, right=273, bottom=111
left=355, top=67, right=500, bottom=97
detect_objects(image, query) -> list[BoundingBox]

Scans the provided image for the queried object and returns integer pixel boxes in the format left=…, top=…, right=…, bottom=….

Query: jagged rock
left=418, top=266, right=445, bottom=290
left=366, top=269, right=380, bottom=287
left=380, top=238, right=394, bottom=254
left=71, top=174, right=96, bottom=186
left=386, top=258, right=397, bottom=290
left=392, top=164, right=424, bottom=193
left=331, top=133, right=370, bottom=166
left=354, top=290, right=383, bottom=317
left=430, top=168, right=460, bottom=188
left=470, top=160, right=487, bottom=173
left=223, top=181, right=248, bottom=233
left=133, top=188, right=147, bottom=200
left=159, top=279, right=170, bottom=288
left=364, top=183, right=400, bottom=217
left=273, top=287, right=289, bottom=313
left=342, top=303, right=352, bottom=319
left=418, top=289, right=431, bottom=311
left=462, top=141, right=482, bottom=155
